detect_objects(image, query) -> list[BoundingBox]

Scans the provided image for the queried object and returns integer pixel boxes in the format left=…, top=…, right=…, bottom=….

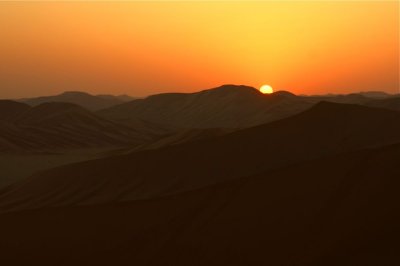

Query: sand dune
left=98, top=85, right=312, bottom=129
left=0, top=143, right=399, bottom=265
left=366, top=96, right=400, bottom=111
left=0, top=101, right=399, bottom=265
left=0, top=102, right=160, bottom=153
left=99, top=85, right=398, bottom=130
left=0, top=150, right=105, bottom=189
left=0, top=100, right=31, bottom=121
left=106, top=128, right=234, bottom=156
left=20, top=91, right=126, bottom=111
left=1, top=102, right=400, bottom=212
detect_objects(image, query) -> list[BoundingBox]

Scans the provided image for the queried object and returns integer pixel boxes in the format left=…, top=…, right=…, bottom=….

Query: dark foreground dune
left=0, top=143, right=399, bottom=266
left=0, top=101, right=399, bottom=266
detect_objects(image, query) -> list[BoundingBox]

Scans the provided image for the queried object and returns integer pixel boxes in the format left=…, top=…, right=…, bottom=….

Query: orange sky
left=0, top=1, right=398, bottom=98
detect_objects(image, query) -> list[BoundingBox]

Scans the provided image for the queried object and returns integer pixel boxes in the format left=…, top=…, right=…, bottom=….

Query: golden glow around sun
left=260, top=85, right=274, bottom=94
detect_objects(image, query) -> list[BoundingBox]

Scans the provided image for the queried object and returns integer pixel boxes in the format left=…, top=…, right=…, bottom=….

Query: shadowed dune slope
left=0, top=143, right=399, bottom=266
left=1, top=102, right=400, bottom=212
left=0, top=100, right=31, bottom=121
left=366, top=97, right=400, bottom=111
left=107, top=128, right=234, bottom=156
left=0, top=102, right=159, bottom=153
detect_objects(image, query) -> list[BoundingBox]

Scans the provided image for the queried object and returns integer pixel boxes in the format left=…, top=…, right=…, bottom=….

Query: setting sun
left=260, top=85, right=274, bottom=94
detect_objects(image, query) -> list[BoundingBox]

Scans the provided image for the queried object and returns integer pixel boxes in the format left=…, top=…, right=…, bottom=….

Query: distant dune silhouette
left=20, top=91, right=131, bottom=111
left=99, top=85, right=398, bottom=130
left=358, top=91, right=393, bottom=99
left=9, top=86, right=398, bottom=133
left=96, top=94, right=136, bottom=102
left=98, top=85, right=312, bottom=129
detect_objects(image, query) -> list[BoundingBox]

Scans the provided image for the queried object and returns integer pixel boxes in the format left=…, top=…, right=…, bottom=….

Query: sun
left=260, top=85, right=274, bottom=94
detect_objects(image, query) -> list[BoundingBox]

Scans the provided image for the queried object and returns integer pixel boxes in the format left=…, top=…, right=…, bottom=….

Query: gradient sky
left=0, top=1, right=398, bottom=98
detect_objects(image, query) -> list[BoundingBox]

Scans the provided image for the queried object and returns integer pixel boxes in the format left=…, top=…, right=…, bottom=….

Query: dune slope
left=0, top=143, right=399, bottom=266
left=0, top=102, right=158, bottom=153
left=21, top=91, right=124, bottom=111
left=98, top=84, right=311, bottom=129
left=1, top=102, right=400, bottom=212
